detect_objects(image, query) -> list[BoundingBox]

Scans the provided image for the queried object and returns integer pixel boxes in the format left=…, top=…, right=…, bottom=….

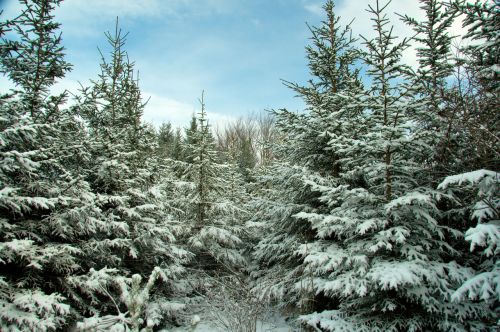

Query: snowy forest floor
left=168, top=313, right=293, bottom=332
left=157, top=274, right=299, bottom=331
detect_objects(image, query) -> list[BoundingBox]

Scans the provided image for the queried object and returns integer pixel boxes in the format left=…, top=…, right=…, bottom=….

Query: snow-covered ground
left=167, top=313, right=294, bottom=331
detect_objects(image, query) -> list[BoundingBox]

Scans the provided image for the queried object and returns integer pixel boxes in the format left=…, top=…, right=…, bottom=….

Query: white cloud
left=336, top=0, right=467, bottom=69
left=205, top=111, right=236, bottom=130
left=0, top=0, right=238, bottom=38
left=52, top=79, right=84, bottom=96
left=142, top=92, right=235, bottom=129
left=54, top=0, right=235, bottom=26
left=57, top=0, right=164, bottom=21
left=251, top=18, right=262, bottom=27
left=304, top=3, right=324, bottom=16
left=142, top=92, right=195, bottom=128
left=57, top=0, right=237, bottom=19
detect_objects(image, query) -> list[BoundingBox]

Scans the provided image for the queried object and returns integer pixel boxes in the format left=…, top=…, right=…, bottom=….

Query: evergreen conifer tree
left=400, top=0, right=458, bottom=180
left=158, top=121, right=175, bottom=159
left=254, top=0, right=492, bottom=330
left=171, top=128, right=184, bottom=161
left=180, top=94, right=246, bottom=272
left=433, top=2, right=499, bottom=327
left=451, top=0, right=499, bottom=171
left=183, top=114, right=199, bottom=165
left=252, top=0, right=363, bottom=314
left=74, top=21, right=190, bottom=326
left=0, top=0, right=114, bottom=328
left=295, top=1, right=491, bottom=330
left=438, top=170, right=499, bottom=325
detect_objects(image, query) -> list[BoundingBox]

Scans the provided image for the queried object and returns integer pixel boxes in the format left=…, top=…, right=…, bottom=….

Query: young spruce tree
left=252, top=0, right=493, bottom=330
left=252, top=0, right=362, bottom=314
left=400, top=0, right=457, bottom=181
left=73, top=21, right=190, bottom=327
left=295, top=1, right=491, bottom=330
left=0, top=0, right=112, bottom=328
left=179, top=94, right=246, bottom=273
left=435, top=1, right=499, bottom=327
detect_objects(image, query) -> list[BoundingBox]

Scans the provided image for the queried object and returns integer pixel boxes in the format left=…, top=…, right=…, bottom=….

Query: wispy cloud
left=52, top=0, right=237, bottom=37
left=56, top=0, right=236, bottom=20
left=58, top=0, right=164, bottom=20
left=142, top=92, right=196, bottom=128
left=304, top=3, right=324, bottom=16
left=335, top=0, right=467, bottom=69
left=1, top=0, right=469, bottom=128
left=143, top=92, right=235, bottom=129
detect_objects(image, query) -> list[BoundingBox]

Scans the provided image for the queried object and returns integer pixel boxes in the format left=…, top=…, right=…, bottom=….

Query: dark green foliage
left=178, top=94, right=246, bottom=272
left=0, top=1, right=103, bottom=328
left=253, top=0, right=496, bottom=331
left=158, top=121, right=175, bottom=158
left=252, top=0, right=363, bottom=315
left=0, top=0, right=497, bottom=330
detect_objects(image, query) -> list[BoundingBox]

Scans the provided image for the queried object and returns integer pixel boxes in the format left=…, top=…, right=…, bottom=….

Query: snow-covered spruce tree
left=0, top=0, right=121, bottom=329
left=157, top=121, right=175, bottom=159
left=431, top=3, right=498, bottom=327
left=179, top=94, right=246, bottom=273
left=250, top=162, right=320, bottom=315
left=170, top=127, right=184, bottom=161
left=399, top=0, right=458, bottom=181
left=295, top=1, right=491, bottom=331
left=73, top=22, right=190, bottom=326
left=456, top=0, right=499, bottom=95
left=183, top=114, right=199, bottom=165
left=400, top=0, right=456, bottom=113
left=449, top=0, right=499, bottom=172
left=252, top=0, right=363, bottom=314
left=74, top=267, right=185, bottom=332
left=438, top=170, right=499, bottom=327
left=280, top=0, right=362, bottom=174
left=401, top=5, right=499, bottom=328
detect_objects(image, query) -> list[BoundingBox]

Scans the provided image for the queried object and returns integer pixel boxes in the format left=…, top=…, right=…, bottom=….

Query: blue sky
left=0, top=0, right=464, bottom=128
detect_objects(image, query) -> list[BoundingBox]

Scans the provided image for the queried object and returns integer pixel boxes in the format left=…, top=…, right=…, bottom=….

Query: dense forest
left=0, top=0, right=498, bottom=331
